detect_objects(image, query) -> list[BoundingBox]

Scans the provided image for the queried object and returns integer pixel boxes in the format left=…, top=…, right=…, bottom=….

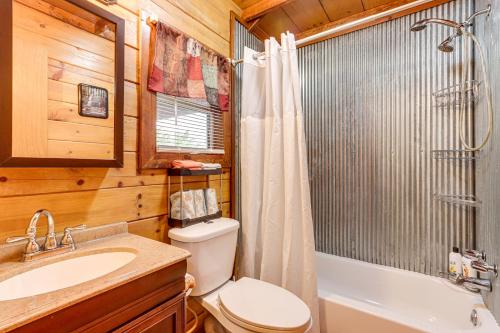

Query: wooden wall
left=12, top=0, right=117, bottom=160
left=0, top=0, right=241, bottom=245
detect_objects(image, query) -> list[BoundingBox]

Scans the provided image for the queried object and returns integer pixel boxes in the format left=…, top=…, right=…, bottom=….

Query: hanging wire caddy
left=434, top=194, right=481, bottom=207
left=432, top=149, right=479, bottom=160
left=433, top=80, right=481, bottom=108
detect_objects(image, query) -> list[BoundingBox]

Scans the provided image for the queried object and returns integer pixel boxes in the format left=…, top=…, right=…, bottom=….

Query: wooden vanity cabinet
left=11, top=260, right=187, bottom=333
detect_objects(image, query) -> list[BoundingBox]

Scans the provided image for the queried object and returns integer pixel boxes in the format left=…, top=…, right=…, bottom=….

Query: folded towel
left=193, top=189, right=207, bottom=218
left=204, top=188, right=219, bottom=215
left=172, top=160, right=203, bottom=169
left=201, top=163, right=221, bottom=169
left=170, top=190, right=195, bottom=220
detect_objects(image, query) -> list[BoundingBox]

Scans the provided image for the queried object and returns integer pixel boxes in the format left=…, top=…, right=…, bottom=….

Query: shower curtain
left=240, top=33, right=319, bottom=333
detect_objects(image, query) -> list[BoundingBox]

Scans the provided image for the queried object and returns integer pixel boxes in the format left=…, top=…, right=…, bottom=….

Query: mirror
left=0, top=0, right=124, bottom=167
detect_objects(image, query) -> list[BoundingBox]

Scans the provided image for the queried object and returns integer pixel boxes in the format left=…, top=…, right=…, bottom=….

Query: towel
left=204, top=188, right=219, bottom=215
left=172, top=160, right=203, bottom=169
left=193, top=189, right=207, bottom=218
left=170, top=190, right=195, bottom=220
left=201, top=163, right=221, bottom=170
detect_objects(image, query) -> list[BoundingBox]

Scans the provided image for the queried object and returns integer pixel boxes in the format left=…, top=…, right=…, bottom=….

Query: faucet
left=445, top=272, right=493, bottom=292
left=5, top=209, right=86, bottom=261
left=442, top=249, right=497, bottom=293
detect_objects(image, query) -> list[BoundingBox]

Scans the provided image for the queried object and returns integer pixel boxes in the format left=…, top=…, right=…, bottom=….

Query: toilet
left=168, top=218, right=312, bottom=333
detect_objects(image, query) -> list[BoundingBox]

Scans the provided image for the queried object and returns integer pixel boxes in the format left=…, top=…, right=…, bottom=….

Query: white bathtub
left=316, top=252, right=500, bottom=333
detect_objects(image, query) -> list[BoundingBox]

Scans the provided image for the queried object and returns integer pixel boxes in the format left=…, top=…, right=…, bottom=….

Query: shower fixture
left=410, top=5, right=493, bottom=152
left=410, top=5, right=491, bottom=53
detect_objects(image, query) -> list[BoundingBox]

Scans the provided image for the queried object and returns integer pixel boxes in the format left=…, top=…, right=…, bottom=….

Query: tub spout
left=440, top=272, right=492, bottom=293
left=463, top=277, right=492, bottom=292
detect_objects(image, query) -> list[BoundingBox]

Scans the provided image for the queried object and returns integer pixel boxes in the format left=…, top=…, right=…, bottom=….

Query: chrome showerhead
left=410, top=18, right=463, bottom=32
left=438, top=37, right=455, bottom=53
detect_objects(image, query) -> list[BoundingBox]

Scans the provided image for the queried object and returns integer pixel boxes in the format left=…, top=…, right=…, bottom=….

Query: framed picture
left=79, top=84, right=109, bottom=119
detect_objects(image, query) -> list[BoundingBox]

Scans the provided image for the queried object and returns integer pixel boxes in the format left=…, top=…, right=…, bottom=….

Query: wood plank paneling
left=47, top=140, right=114, bottom=159
left=282, top=0, right=330, bottom=31
left=319, top=0, right=364, bottom=21
left=0, top=0, right=235, bottom=248
left=48, top=121, right=114, bottom=145
left=48, top=100, right=115, bottom=128
left=13, top=27, right=115, bottom=76
left=12, top=34, right=48, bottom=158
left=14, top=1, right=115, bottom=59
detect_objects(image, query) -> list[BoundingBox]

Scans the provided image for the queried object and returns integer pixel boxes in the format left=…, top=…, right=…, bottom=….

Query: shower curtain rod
left=227, top=0, right=435, bottom=66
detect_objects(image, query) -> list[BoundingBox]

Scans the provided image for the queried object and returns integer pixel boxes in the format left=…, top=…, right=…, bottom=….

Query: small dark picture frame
left=78, top=83, right=109, bottom=119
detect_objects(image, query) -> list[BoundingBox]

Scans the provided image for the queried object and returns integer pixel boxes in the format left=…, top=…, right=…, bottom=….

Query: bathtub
left=316, top=252, right=500, bottom=333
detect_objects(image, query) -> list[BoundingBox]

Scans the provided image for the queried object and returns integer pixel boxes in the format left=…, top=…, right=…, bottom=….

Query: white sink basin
left=0, top=250, right=137, bottom=301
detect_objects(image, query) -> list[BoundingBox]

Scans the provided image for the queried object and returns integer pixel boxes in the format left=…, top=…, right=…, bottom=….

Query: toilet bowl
left=169, top=218, right=312, bottom=333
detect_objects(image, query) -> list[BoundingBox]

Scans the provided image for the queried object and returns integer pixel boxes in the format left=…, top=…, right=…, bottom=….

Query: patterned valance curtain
left=148, top=21, right=230, bottom=111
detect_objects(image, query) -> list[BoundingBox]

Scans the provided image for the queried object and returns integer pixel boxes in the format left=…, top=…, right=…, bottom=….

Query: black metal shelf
left=168, top=211, right=222, bottom=228
left=167, top=168, right=223, bottom=176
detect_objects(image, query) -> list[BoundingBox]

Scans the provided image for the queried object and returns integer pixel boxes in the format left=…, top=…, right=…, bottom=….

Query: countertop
left=0, top=223, right=190, bottom=332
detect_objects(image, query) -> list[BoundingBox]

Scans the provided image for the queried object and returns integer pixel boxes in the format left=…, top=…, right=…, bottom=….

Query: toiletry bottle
left=449, top=246, right=463, bottom=275
left=462, top=254, right=477, bottom=278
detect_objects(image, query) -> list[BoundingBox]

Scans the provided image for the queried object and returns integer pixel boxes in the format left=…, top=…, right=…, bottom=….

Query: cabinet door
left=114, top=294, right=186, bottom=333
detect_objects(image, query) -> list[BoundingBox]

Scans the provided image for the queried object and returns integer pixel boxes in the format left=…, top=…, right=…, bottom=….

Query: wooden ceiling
left=234, top=0, right=412, bottom=40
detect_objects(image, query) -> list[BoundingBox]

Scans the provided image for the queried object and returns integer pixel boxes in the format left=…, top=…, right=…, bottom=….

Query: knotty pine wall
left=0, top=0, right=241, bottom=243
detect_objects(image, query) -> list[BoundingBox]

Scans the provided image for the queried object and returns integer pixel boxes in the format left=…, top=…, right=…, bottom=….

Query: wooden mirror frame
left=139, top=13, right=232, bottom=169
left=0, top=0, right=125, bottom=168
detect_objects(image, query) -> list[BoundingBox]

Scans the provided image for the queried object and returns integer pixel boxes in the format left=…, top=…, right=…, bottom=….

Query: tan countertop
left=0, top=223, right=190, bottom=332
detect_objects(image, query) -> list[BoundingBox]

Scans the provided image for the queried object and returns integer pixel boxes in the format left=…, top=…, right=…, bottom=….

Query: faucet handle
left=464, top=249, right=486, bottom=261
left=472, top=260, right=498, bottom=277
left=60, top=224, right=86, bottom=249
left=6, top=234, right=40, bottom=255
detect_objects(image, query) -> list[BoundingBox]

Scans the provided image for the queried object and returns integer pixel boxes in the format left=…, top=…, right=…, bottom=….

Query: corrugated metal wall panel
left=298, top=0, right=475, bottom=276
left=233, top=21, right=264, bottom=221
left=475, top=0, right=500, bottom=321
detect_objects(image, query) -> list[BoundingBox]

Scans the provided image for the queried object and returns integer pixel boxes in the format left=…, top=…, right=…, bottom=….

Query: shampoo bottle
left=449, top=246, right=463, bottom=275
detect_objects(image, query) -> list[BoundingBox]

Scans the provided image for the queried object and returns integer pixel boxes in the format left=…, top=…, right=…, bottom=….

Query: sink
left=0, top=250, right=137, bottom=301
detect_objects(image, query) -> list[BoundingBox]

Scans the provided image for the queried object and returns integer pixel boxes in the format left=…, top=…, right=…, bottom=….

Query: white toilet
left=168, top=218, right=312, bottom=333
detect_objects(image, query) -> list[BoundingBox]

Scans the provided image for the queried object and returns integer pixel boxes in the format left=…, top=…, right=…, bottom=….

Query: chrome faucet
left=444, top=272, right=493, bottom=292
left=5, top=209, right=86, bottom=261
left=442, top=249, right=497, bottom=293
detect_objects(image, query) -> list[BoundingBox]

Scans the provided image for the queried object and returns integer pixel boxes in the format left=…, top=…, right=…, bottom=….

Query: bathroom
left=0, top=0, right=499, bottom=332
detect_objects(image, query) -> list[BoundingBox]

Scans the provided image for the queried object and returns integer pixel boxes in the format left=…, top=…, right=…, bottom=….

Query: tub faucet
left=5, top=209, right=86, bottom=261
left=448, top=273, right=493, bottom=292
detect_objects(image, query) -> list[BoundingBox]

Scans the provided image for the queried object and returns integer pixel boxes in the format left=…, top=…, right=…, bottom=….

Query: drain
left=470, top=309, right=479, bottom=327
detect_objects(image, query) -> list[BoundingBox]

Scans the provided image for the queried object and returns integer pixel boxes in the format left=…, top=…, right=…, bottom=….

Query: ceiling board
left=319, top=0, right=365, bottom=21
left=362, top=0, right=395, bottom=9
left=282, top=0, right=330, bottom=31
left=234, top=0, right=263, bottom=9
left=258, top=8, right=300, bottom=40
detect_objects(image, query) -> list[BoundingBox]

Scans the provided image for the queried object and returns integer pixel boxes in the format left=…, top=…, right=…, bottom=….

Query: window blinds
left=156, top=93, right=225, bottom=154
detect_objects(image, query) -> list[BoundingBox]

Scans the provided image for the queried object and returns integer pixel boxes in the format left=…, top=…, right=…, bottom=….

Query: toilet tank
left=168, top=218, right=239, bottom=296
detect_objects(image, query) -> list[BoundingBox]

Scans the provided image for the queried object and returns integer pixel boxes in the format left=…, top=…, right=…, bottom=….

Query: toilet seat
left=217, top=278, right=311, bottom=333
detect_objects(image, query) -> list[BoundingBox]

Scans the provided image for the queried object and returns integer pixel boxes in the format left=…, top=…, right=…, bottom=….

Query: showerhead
left=438, top=37, right=455, bottom=52
left=410, top=21, right=428, bottom=32
left=410, top=18, right=463, bottom=32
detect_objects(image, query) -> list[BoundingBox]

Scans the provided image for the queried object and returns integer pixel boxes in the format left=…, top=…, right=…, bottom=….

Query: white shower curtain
left=240, top=33, right=319, bottom=333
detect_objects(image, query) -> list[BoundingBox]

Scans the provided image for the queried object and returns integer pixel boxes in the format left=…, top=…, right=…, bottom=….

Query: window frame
left=139, top=14, right=231, bottom=169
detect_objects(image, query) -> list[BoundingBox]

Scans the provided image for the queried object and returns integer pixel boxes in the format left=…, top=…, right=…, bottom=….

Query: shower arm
left=463, top=4, right=491, bottom=27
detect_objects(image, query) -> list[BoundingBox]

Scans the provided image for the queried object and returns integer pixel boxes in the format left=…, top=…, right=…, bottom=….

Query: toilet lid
left=218, top=278, right=311, bottom=333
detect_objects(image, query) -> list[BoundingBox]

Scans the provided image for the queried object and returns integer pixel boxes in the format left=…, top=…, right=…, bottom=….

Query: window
left=139, top=19, right=231, bottom=169
left=156, top=94, right=224, bottom=154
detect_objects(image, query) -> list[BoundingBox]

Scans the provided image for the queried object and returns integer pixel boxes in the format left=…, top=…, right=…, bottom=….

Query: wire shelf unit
left=433, top=80, right=481, bottom=109
left=432, top=149, right=478, bottom=161
left=434, top=194, right=481, bottom=207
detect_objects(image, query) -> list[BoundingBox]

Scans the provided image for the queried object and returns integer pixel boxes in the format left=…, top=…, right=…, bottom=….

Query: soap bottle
left=462, top=255, right=478, bottom=278
left=449, top=246, right=463, bottom=275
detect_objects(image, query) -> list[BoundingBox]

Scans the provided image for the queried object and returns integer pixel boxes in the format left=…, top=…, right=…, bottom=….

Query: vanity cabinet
left=11, top=260, right=187, bottom=333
